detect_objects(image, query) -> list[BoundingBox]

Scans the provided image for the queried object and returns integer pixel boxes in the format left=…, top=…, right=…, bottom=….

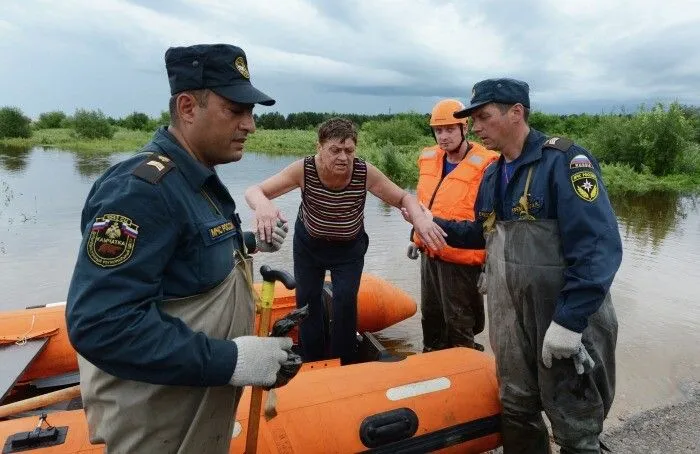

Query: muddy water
left=1, top=146, right=698, bottom=429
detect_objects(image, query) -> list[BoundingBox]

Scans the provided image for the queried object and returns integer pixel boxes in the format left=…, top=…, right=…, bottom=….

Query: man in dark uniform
left=66, top=44, right=293, bottom=453
left=419, top=78, right=622, bottom=454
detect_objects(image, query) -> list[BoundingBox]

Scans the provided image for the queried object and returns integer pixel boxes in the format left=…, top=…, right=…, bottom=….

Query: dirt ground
left=487, top=380, right=699, bottom=454
left=600, top=381, right=700, bottom=454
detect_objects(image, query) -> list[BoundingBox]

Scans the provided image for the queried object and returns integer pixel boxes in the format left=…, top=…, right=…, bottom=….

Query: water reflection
left=610, top=192, right=698, bottom=248
left=73, top=154, right=113, bottom=179
left=0, top=145, right=32, bottom=173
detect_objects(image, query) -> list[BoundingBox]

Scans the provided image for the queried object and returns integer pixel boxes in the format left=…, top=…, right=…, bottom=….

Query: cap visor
left=212, top=83, right=276, bottom=106
left=453, top=100, right=490, bottom=118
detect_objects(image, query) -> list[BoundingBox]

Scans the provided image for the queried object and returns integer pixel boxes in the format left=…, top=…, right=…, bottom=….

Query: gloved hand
left=542, top=321, right=595, bottom=374
left=265, top=351, right=303, bottom=390
left=230, top=336, right=293, bottom=387
left=255, top=220, right=288, bottom=253
left=406, top=242, right=420, bottom=260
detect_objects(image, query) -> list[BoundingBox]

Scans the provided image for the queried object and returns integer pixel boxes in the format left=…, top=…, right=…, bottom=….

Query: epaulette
left=542, top=137, right=574, bottom=152
left=132, top=153, right=175, bottom=184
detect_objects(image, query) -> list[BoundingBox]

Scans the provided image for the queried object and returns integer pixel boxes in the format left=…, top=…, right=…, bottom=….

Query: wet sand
left=601, top=380, right=700, bottom=454
left=487, top=380, right=700, bottom=453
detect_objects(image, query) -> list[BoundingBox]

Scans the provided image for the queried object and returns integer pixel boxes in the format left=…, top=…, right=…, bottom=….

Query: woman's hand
left=401, top=202, right=445, bottom=250
left=254, top=199, right=287, bottom=243
left=412, top=206, right=446, bottom=251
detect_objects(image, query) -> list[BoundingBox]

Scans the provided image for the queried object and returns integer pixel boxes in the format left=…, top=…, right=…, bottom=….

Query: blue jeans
left=293, top=218, right=369, bottom=364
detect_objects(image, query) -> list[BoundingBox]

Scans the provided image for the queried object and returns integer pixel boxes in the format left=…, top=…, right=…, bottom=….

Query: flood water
left=1, top=145, right=699, bottom=429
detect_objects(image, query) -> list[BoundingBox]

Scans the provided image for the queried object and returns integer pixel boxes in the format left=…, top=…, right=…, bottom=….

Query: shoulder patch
left=132, top=154, right=175, bottom=184
left=87, top=214, right=139, bottom=267
left=570, top=170, right=599, bottom=202
left=420, top=149, right=436, bottom=159
left=569, top=154, right=593, bottom=170
left=543, top=137, right=574, bottom=152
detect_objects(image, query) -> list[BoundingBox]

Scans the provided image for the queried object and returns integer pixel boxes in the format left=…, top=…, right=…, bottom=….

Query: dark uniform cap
left=165, top=44, right=275, bottom=106
left=454, top=78, right=529, bottom=118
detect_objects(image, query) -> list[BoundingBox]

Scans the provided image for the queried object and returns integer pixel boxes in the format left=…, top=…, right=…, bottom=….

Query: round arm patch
left=87, top=214, right=139, bottom=267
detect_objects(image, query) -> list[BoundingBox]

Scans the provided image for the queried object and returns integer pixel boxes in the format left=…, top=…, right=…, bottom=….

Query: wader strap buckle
left=234, top=249, right=261, bottom=308
left=517, top=166, right=536, bottom=221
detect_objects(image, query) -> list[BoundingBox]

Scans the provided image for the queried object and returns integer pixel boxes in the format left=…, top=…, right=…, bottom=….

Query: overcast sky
left=2, top=0, right=700, bottom=119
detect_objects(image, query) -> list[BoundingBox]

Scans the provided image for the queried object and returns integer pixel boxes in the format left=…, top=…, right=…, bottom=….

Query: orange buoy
left=356, top=273, right=417, bottom=333
left=254, top=273, right=418, bottom=339
left=0, top=274, right=416, bottom=385
left=0, top=348, right=502, bottom=453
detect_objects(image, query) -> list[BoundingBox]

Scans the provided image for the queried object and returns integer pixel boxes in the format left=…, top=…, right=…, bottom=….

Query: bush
left=72, top=109, right=114, bottom=139
left=529, top=111, right=565, bottom=136
left=361, top=118, right=425, bottom=146
left=144, top=119, right=160, bottom=132
left=120, top=111, right=151, bottom=131
left=158, top=111, right=170, bottom=126
left=0, top=107, right=32, bottom=139
left=679, top=105, right=700, bottom=144
left=360, top=143, right=419, bottom=188
left=675, top=142, right=700, bottom=175
left=256, top=111, right=287, bottom=129
left=60, top=115, right=75, bottom=128
left=529, top=112, right=601, bottom=140
left=587, top=103, right=693, bottom=176
left=601, top=162, right=700, bottom=194
left=35, top=111, right=67, bottom=129
left=394, top=112, right=432, bottom=136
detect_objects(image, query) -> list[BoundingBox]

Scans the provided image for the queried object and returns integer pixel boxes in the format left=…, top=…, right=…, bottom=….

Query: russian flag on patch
left=570, top=154, right=593, bottom=169
left=121, top=224, right=139, bottom=238
left=91, top=220, right=110, bottom=231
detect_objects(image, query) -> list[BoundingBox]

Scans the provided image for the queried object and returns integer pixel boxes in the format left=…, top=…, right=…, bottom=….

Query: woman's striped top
left=298, top=155, right=367, bottom=241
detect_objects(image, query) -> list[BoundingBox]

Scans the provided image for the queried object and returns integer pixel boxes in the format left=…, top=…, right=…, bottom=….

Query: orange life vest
left=413, top=143, right=499, bottom=265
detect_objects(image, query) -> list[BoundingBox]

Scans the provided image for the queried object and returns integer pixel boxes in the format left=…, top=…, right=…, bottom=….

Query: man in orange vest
left=407, top=99, right=499, bottom=352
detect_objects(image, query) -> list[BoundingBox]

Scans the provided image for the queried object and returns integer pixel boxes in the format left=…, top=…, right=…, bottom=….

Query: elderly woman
left=245, top=117, right=445, bottom=363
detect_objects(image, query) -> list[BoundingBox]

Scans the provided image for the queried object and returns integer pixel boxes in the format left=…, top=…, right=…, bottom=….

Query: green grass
left=245, top=128, right=317, bottom=155
left=601, top=163, right=700, bottom=195
left=0, top=127, right=321, bottom=156
left=0, top=128, right=152, bottom=154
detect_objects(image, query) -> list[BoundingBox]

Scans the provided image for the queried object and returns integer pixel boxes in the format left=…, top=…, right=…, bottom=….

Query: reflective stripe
left=232, top=421, right=242, bottom=438
left=385, top=377, right=451, bottom=401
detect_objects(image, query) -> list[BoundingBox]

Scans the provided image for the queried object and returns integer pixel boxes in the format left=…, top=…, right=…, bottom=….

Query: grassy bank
left=1, top=127, right=152, bottom=154
left=0, top=127, right=322, bottom=156
left=3, top=127, right=699, bottom=195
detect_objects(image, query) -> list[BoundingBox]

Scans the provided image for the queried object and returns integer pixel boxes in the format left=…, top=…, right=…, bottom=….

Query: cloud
left=1, top=0, right=699, bottom=118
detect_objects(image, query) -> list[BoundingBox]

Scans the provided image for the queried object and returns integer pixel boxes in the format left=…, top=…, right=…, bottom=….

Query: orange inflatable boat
left=0, top=274, right=416, bottom=396
left=0, top=346, right=502, bottom=453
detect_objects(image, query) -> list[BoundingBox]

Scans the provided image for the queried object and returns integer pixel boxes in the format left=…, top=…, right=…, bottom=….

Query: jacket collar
left=495, top=128, right=548, bottom=171
left=150, top=127, right=216, bottom=191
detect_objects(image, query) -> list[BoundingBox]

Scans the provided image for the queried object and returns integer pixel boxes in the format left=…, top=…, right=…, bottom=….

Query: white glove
left=230, top=336, right=293, bottom=387
left=406, top=242, right=420, bottom=260
left=542, top=321, right=595, bottom=374
left=255, top=220, right=288, bottom=253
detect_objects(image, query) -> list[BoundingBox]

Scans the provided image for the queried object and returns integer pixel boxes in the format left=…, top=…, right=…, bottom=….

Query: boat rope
left=15, top=315, right=36, bottom=346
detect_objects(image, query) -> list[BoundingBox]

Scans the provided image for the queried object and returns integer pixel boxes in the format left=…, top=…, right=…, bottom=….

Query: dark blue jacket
left=67, top=127, right=246, bottom=386
left=434, top=129, right=622, bottom=333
